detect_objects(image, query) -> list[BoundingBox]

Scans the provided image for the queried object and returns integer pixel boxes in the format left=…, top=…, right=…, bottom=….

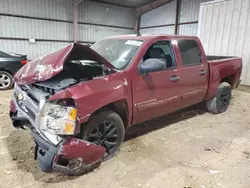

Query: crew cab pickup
left=10, top=35, right=242, bottom=175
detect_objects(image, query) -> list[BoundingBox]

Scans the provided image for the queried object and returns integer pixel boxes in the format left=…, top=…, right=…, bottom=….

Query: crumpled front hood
left=14, top=43, right=115, bottom=85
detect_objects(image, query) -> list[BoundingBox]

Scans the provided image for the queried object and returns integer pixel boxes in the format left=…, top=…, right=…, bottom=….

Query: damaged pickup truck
left=10, top=35, right=242, bottom=175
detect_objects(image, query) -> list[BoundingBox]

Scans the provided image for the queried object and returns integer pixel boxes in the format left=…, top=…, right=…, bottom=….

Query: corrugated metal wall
left=140, top=26, right=175, bottom=35
left=179, top=0, right=212, bottom=35
left=0, top=16, right=73, bottom=41
left=0, top=0, right=134, bottom=60
left=79, top=1, right=134, bottom=28
left=198, top=0, right=250, bottom=85
left=140, top=1, right=177, bottom=28
left=0, top=40, right=70, bottom=60
left=140, top=0, right=176, bottom=35
left=178, top=23, right=198, bottom=36
left=139, top=0, right=211, bottom=36
left=0, top=0, right=73, bottom=60
left=0, top=0, right=73, bottom=21
left=78, top=1, right=134, bottom=42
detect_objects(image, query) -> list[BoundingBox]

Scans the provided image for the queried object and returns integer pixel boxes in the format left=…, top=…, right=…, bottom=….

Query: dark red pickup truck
left=10, top=35, right=242, bottom=175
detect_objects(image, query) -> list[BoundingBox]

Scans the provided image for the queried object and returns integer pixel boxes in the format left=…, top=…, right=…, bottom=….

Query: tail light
left=20, top=59, right=28, bottom=65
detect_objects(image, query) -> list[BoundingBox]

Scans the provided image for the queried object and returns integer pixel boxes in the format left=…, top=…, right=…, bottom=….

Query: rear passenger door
left=177, top=39, right=209, bottom=107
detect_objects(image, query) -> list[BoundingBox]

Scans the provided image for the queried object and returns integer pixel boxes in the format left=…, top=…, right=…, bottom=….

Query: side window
left=143, top=41, right=175, bottom=69
left=178, top=40, right=202, bottom=66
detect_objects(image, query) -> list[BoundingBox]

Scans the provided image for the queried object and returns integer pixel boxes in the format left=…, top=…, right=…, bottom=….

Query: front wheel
left=206, top=82, right=232, bottom=114
left=81, top=110, right=125, bottom=160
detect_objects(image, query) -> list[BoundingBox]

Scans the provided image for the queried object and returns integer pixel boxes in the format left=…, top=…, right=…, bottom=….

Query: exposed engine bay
left=33, top=60, right=111, bottom=96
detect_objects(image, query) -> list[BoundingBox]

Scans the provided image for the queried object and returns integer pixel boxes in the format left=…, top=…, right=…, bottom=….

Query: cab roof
left=104, top=34, right=199, bottom=42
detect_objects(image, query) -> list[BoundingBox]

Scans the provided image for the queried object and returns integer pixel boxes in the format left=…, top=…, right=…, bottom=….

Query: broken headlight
left=39, top=103, right=77, bottom=135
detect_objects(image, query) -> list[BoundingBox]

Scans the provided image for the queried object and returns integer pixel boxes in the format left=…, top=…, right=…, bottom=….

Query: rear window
left=0, top=51, right=9, bottom=57
left=178, top=40, right=202, bottom=66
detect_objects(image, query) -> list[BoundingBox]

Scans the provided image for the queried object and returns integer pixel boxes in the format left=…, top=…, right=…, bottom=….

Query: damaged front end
left=9, top=43, right=110, bottom=175
left=10, top=84, right=106, bottom=175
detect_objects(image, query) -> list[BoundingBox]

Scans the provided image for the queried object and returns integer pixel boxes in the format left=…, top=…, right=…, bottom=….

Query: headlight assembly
left=39, top=103, right=77, bottom=135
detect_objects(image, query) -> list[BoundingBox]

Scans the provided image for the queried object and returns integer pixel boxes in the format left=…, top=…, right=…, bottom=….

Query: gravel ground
left=1, top=88, right=250, bottom=188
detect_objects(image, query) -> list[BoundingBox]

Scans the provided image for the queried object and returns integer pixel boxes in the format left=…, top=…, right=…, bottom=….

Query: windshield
left=91, top=39, right=143, bottom=69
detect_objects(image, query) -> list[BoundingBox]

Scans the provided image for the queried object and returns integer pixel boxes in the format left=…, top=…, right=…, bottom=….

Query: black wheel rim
left=87, top=121, right=119, bottom=159
left=219, top=89, right=231, bottom=109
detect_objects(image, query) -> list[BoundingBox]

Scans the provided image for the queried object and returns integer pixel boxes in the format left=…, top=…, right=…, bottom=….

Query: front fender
left=48, top=73, right=131, bottom=124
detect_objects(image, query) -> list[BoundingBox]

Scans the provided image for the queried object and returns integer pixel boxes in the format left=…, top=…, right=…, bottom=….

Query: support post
left=73, top=0, right=83, bottom=43
left=134, top=15, right=141, bottom=33
left=174, top=0, right=180, bottom=35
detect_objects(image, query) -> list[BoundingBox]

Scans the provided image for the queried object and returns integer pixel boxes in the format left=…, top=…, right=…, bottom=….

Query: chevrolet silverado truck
left=9, top=35, right=242, bottom=175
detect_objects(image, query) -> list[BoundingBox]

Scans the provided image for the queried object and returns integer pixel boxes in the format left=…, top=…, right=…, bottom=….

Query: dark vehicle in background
left=0, top=50, right=27, bottom=90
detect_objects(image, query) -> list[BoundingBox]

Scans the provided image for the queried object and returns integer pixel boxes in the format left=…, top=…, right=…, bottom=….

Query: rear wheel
left=206, top=82, right=232, bottom=114
left=0, top=71, right=13, bottom=90
left=82, top=110, right=125, bottom=160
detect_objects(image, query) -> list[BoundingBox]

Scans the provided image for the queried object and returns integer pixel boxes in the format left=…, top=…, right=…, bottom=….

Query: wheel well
left=221, top=75, right=234, bottom=86
left=0, top=69, right=13, bottom=76
left=92, top=100, right=129, bottom=128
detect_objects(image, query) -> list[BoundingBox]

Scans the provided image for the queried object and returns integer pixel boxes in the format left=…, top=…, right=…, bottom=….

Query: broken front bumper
left=10, top=84, right=106, bottom=175
left=32, top=130, right=105, bottom=175
left=10, top=102, right=106, bottom=175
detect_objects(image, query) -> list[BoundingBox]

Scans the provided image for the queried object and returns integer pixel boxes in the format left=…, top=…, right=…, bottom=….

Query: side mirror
left=139, top=58, right=165, bottom=74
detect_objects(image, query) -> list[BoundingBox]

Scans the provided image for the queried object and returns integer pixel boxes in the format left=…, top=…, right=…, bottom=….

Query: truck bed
left=206, top=56, right=242, bottom=100
left=206, top=55, right=235, bottom=61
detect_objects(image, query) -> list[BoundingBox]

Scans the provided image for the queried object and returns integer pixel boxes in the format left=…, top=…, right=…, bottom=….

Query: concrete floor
left=1, top=88, right=250, bottom=188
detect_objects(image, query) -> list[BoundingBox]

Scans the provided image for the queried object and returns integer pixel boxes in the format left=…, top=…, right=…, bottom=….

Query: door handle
left=169, top=75, right=180, bottom=82
left=199, top=70, right=207, bottom=76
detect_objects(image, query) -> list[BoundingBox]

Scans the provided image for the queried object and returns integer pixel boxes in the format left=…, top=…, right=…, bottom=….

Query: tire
left=206, top=82, right=232, bottom=114
left=0, top=71, right=14, bottom=90
left=81, top=110, right=125, bottom=160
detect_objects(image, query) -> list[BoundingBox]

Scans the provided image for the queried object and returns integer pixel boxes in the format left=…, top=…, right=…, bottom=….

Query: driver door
left=132, top=41, right=182, bottom=124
